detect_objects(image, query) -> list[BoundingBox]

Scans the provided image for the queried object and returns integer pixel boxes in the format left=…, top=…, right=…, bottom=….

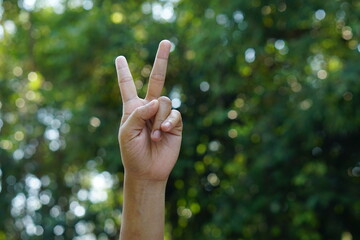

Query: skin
left=115, top=40, right=183, bottom=240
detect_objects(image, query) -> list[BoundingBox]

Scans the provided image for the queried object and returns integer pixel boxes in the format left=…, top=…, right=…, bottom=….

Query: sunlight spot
left=177, top=207, right=192, bottom=218
left=233, top=10, right=244, bottom=23
left=27, top=196, right=41, bottom=211
left=216, top=14, right=228, bottom=25
left=14, top=131, right=25, bottom=141
left=104, top=218, right=116, bottom=235
left=278, top=3, right=287, bottom=12
left=41, top=175, right=51, bottom=186
left=315, top=9, right=326, bottom=20
left=49, top=140, right=61, bottom=151
left=171, top=98, right=181, bottom=108
left=92, top=174, right=107, bottom=189
left=89, top=172, right=113, bottom=203
left=170, top=41, right=176, bottom=52
left=12, top=193, right=26, bottom=210
left=342, top=26, right=353, bottom=40
left=161, top=5, right=174, bottom=21
left=54, top=225, right=65, bottom=236
left=0, top=5, right=3, bottom=20
left=23, top=0, right=36, bottom=11
left=75, top=221, right=87, bottom=235
left=299, top=99, right=313, bottom=110
left=227, top=110, right=238, bottom=119
left=262, top=5, right=271, bottom=15
left=152, top=3, right=176, bottom=22
left=141, top=65, right=151, bottom=78
left=228, top=129, right=238, bottom=138
left=35, top=226, right=44, bottom=236
left=45, top=129, right=59, bottom=140
left=15, top=98, right=25, bottom=108
left=0, top=140, right=13, bottom=150
left=111, top=12, right=124, bottom=24
left=207, top=173, right=220, bottom=186
left=50, top=206, right=61, bottom=218
left=74, top=233, right=97, bottom=240
left=89, top=117, right=101, bottom=128
left=205, top=8, right=215, bottom=18
left=26, top=224, right=37, bottom=236
left=141, top=2, right=152, bottom=14
left=312, top=147, right=323, bottom=156
left=290, top=82, right=302, bottom=93
left=83, top=0, right=93, bottom=10
left=317, top=69, right=328, bottom=79
left=342, top=232, right=352, bottom=240
left=4, top=20, right=16, bottom=34
left=13, top=66, right=23, bottom=76
left=209, top=141, right=220, bottom=151
left=39, top=191, right=51, bottom=205
left=26, top=175, right=42, bottom=190
left=0, top=25, right=4, bottom=39
left=245, top=48, right=255, bottom=63
left=74, top=205, right=86, bottom=217
left=200, top=81, right=210, bottom=92
left=274, top=40, right=285, bottom=50
left=235, top=98, right=244, bottom=108
left=77, top=189, right=88, bottom=201
left=51, top=119, right=62, bottom=129
left=70, top=201, right=86, bottom=217
left=28, top=72, right=38, bottom=82
left=68, top=0, right=82, bottom=9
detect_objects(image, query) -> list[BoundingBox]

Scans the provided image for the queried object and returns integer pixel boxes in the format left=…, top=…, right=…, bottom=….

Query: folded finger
left=151, top=96, right=172, bottom=141
left=161, top=109, right=182, bottom=134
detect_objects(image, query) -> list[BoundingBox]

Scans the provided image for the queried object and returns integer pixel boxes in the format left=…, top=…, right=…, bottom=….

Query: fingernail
left=152, top=130, right=161, bottom=139
left=115, top=56, right=126, bottom=66
left=163, top=121, right=171, bottom=129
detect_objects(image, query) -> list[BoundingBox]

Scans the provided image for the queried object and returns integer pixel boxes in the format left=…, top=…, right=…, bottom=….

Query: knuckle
left=133, top=106, right=144, bottom=117
left=150, top=73, right=165, bottom=82
left=172, top=109, right=181, bottom=118
left=154, top=114, right=166, bottom=123
left=120, top=74, right=133, bottom=83
left=159, top=96, right=171, bottom=104
left=155, top=118, right=165, bottom=124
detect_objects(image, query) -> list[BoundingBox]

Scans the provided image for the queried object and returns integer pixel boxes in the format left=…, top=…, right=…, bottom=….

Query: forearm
left=120, top=174, right=167, bottom=240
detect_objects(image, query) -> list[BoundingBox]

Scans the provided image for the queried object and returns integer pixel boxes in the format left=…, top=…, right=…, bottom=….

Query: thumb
left=122, top=99, right=159, bottom=132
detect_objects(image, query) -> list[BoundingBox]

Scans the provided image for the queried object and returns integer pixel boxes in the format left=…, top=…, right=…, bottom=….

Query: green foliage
left=1, top=0, right=360, bottom=239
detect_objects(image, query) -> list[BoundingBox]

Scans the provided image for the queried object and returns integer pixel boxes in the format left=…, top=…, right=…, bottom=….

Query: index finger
left=115, top=56, right=138, bottom=104
left=145, top=40, right=172, bottom=100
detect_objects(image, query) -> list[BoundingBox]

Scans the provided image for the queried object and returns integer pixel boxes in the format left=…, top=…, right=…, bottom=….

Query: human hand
left=115, top=40, right=182, bottom=182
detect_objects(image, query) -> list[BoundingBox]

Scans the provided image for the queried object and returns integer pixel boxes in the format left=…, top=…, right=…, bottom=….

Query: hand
left=115, top=40, right=182, bottom=182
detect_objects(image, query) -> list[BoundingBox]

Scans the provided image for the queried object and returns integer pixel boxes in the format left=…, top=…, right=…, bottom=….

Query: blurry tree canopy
left=1, top=0, right=360, bottom=239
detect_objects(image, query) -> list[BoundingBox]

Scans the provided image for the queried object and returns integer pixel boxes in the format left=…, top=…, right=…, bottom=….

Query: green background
left=1, top=0, right=360, bottom=239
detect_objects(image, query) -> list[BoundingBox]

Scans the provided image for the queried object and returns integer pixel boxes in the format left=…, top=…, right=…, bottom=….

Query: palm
left=127, top=119, right=180, bottom=180
left=116, top=41, right=182, bottom=181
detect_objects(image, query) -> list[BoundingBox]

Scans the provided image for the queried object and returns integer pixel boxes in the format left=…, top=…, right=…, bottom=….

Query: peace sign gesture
left=115, top=40, right=182, bottom=182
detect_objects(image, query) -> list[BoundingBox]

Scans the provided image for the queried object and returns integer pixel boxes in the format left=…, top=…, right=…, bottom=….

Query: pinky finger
left=160, top=110, right=182, bottom=133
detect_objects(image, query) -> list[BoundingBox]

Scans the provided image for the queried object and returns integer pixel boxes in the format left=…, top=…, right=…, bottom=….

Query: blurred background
left=1, top=0, right=360, bottom=239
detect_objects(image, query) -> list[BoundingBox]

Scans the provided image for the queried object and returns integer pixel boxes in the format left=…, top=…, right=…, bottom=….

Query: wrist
left=123, top=173, right=168, bottom=193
